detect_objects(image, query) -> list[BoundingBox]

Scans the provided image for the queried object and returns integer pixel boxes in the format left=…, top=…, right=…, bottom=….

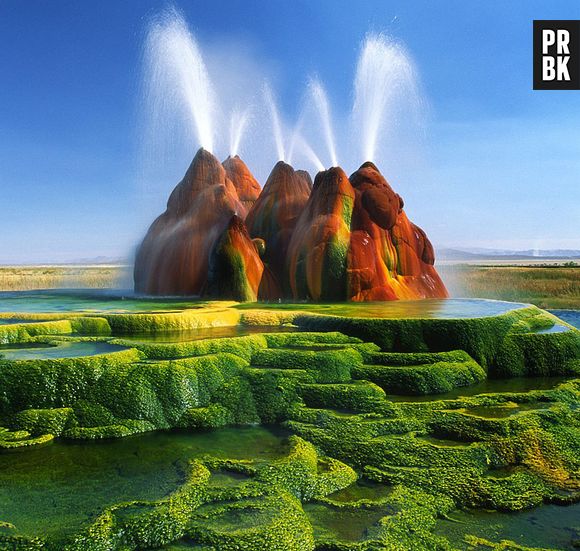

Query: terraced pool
left=0, top=427, right=288, bottom=539
left=0, top=292, right=578, bottom=550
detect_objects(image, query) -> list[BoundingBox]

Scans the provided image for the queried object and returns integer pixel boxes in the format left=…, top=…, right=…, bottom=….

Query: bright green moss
left=299, top=381, right=387, bottom=412
left=353, top=355, right=486, bottom=395
left=126, top=334, right=268, bottom=361
left=105, top=308, right=241, bottom=334
left=0, top=320, right=73, bottom=344
left=0, top=428, right=54, bottom=450
left=251, top=348, right=362, bottom=383
left=12, top=407, right=74, bottom=436
left=0, top=304, right=577, bottom=550
left=492, top=330, right=580, bottom=378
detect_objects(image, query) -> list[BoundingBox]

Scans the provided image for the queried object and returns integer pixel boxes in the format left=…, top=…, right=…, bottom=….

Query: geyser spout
left=263, top=83, right=286, bottom=161
left=144, top=9, right=216, bottom=152
left=352, top=34, right=421, bottom=162
left=308, top=78, right=338, bottom=167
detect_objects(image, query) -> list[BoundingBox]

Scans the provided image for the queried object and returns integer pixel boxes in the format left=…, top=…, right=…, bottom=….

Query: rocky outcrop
left=287, top=167, right=355, bottom=301
left=346, top=161, right=447, bottom=300
left=134, top=148, right=447, bottom=301
left=245, top=161, right=312, bottom=295
left=134, top=148, right=252, bottom=296
left=222, top=155, right=261, bottom=213
left=205, top=215, right=264, bottom=301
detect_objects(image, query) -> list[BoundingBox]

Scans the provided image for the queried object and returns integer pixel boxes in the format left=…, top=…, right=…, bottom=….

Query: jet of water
left=308, top=78, right=338, bottom=167
left=144, top=8, right=216, bottom=152
left=263, top=83, right=286, bottom=161
left=229, top=108, right=251, bottom=156
left=352, top=34, right=420, bottom=162
left=286, top=112, right=305, bottom=166
left=293, top=133, right=325, bottom=172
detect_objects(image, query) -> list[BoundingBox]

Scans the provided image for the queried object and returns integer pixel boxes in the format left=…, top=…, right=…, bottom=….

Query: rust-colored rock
left=287, top=167, right=355, bottom=300
left=134, top=150, right=447, bottom=301
left=205, top=215, right=264, bottom=301
left=222, top=155, right=261, bottom=213
left=346, top=162, right=447, bottom=300
left=245, top=161, right=312, bottom=295
left=134, top=148, right=251, bottom=295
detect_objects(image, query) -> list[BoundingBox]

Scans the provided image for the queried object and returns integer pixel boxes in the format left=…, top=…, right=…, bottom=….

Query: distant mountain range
left=438, top=248, right=580, bottom=261
left=71, top=256, right=131, bottom=265
left=3, top=249, right=579, bottom=267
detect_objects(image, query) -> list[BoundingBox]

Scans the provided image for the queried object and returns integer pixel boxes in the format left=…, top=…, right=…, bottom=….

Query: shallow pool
left=0, top=291, right=532, bottom=320
left=549, top=310, right=580, bottom=330
left=0, top=289, right=204, bottom=313
left=0, top=426, right=288, bottom=539
left=387, top=376, right=569, bottom=402
left=436, top=503, right=580, bottom=550
left=0, top=341, right=127, bottom=360
left=238, top=298, right=530, bottom=319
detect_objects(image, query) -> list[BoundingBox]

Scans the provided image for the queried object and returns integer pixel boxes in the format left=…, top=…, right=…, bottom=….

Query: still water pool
left=0, top=341, right=127, bottom=360
left=436, top=503, right=580, bottom=551
left=0, top=426, right=288, bottom=539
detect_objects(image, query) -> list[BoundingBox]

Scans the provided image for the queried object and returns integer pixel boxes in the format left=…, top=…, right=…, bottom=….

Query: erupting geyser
left=135, top=12, right=446, bottom=301
left=134, top=150, right=447, bottom=301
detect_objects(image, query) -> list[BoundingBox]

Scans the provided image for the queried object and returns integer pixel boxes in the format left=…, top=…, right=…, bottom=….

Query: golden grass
left=439, top=265, right=580, bottom=309
left=0, top=266, right=129, bottom=291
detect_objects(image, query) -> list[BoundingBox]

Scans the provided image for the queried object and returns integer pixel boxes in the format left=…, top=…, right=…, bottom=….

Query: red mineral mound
left=245, top=161, right=312, bottom=294
left=134, top=148, right=252, bottom=295
left=287, top=167, right=355, bottom=300
left=222, top=155, right=261, bottom=213
left=134, top=151, right=447, bottom=301
left=347, top=161, right=447, bottom=300
left=205, top=214, right=264, bottom=301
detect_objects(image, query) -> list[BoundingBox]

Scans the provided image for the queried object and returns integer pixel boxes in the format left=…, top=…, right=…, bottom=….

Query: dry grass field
left=0, top=265, right=130, bottom=291
left=439, top=264, right=580, bottom=309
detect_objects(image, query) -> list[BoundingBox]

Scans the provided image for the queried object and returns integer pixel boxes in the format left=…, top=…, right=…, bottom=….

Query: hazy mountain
left=438, top=248, right=580, bottom=261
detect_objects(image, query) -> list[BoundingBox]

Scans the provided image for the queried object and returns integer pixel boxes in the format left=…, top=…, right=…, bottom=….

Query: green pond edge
left=0, top=302, right=578, bottom=550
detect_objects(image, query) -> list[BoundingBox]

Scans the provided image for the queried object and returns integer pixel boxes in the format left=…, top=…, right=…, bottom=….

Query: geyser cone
left=245, top=161, right=312, bottom=293
left=134, top=152, right=446, bottom=301
left=349, top=161, right=402, bottom=231
left=288, top=167, right=355, bottom=300
left=166, top=148, right=239, bottom=217
left=222, top=155, right=261, bottom=214
left=134, top=147, right=246, bottom=295
left=347, top=161, right=448, bottom=300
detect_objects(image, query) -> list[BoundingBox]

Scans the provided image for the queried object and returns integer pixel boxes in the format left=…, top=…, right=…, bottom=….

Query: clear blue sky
left=1, top=0, right=579, bottom=263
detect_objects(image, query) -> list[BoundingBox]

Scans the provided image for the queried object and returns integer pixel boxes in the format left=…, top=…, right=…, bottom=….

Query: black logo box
left=533, top=20, right=580, bottom=90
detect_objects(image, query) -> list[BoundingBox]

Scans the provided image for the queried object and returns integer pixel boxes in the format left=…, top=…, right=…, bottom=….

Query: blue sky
left=1, top=0, right=579, bottom=263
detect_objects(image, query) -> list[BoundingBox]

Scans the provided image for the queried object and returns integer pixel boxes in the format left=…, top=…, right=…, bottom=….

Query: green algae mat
left=0, top=295, right=579, bottom=550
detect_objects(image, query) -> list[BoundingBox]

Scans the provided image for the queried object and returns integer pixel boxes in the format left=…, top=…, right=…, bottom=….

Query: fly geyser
left=134, top=149, right=447, bottom=301
left=136, top=16, right=447, bottom=301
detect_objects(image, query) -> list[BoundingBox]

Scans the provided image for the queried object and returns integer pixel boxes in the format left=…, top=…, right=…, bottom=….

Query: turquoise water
left=0, top=341, right=127, bottom=360
left=0, top=291, right=530, bottom=319
left=549, top=310, right=580, bottom=330
left=536, top=323, right=572, bottom=333
left=239, top=298, right=529, bottom=319
left=0, top=289, right=204, bottom=313
left=0, top=427, right=287, bottom=539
